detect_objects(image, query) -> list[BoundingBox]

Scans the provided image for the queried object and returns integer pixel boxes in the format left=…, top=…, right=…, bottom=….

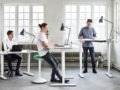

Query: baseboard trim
left=113, top=64, right=120, bottom=71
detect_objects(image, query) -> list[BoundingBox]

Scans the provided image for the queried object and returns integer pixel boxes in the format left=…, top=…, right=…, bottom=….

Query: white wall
left=112, top=42, right=120, bottom=69
left=111, top=0, right=120, bottom=70
left=45, top=0, right=64, bottom=44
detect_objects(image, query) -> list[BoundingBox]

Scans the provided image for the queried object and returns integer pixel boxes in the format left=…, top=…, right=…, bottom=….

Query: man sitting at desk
left=78, top=19, right=97, bottom=73
left=3, top=30, right=22, bottom=77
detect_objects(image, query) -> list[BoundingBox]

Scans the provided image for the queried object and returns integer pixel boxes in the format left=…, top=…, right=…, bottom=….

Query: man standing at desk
left=78, top=19, right=97, bottom=73
left=3, top=30, right=22, bottom=77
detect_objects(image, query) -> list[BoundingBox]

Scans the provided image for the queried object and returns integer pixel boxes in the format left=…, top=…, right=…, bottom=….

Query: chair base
left=106, top=73, right=113, bottom=78
left=32, top=77, right=47, bottom=84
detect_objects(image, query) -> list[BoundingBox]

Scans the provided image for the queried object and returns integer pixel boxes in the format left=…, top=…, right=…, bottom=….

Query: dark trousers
left=4, top=54, right=22, bottom=72
left=42, top=52, right=62, bottom=80
left=83, top=47, right=96, bottom=69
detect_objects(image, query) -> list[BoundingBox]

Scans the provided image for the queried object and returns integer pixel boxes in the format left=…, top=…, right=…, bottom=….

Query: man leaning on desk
left=2, top=30, right=23, bottom=77
left=78, top=19, right=97, bottom=74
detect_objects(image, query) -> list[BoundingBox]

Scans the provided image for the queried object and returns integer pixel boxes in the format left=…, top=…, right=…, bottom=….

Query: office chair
left=2, top=42, right=16, bottom=76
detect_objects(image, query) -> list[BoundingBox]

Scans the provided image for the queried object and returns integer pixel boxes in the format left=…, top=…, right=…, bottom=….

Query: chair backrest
left=2, top=42, right=7, bottom=62
left=2, top=42, right=4, bottom=51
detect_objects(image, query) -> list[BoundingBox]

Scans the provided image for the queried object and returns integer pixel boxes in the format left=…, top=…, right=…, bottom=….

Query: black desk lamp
left=20, top=29, right=35, bottom=50
left=20, top=29, right=35, bottom=44
left=99, top=16, right=113, bottom=39
left=60, top=23, right=71, bottom=45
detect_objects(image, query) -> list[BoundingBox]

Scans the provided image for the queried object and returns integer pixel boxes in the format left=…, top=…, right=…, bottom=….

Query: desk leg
left=50, top=50, right=76, bottom=87
left=78, top=41, right=84, bottom=78
left=0, top=55, right=7, bottom=80
left=24, top=53, right=34, bottom=76
left=65, top=52, right=74, bottom=79
left=106, top=42, right=112, bottom=78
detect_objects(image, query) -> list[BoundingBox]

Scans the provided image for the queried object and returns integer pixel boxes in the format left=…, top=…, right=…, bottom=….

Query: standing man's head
left=38, top=23, right=48, bottom=32
left=86, top=19, right=93, bottom=28
left=7, top=30, right=14, bottom=40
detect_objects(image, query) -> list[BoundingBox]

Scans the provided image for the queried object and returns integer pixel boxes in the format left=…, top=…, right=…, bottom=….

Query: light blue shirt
left=78, top=26, right=96, bottom=47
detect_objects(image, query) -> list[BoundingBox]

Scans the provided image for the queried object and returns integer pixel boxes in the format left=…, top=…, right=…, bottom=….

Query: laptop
left=57, top=36, right=70, bottom=47
left=56, top=44, right=65, bottom=47
left=57, top=39, right=69, bottom=47
left=12, top=45, right=23, bottom=52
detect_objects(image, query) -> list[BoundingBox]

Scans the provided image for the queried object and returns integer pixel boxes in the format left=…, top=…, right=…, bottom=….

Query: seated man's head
left=86, top=19, right=93, bottom=27
left=7, top=30, right=14, bottom=40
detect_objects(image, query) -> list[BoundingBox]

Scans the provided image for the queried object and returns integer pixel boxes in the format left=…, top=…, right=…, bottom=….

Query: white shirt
left=37, top=32, right=49, bottom=57
left=3, top=38, right=17, bottom=51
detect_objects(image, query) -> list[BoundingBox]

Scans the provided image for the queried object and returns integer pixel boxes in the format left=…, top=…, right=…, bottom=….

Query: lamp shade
left=20, top=28, right=25, bottom=35
left=99, top=16, right=103, bottom=23
left=60, top=23, right=65, bottom=31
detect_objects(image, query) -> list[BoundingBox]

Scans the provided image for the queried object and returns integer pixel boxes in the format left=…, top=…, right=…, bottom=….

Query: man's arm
left=3, top=40, right=11, bottom=51
left=78, top=29, right=83, bottom=39
left=92, top=28, right=96, bottom=40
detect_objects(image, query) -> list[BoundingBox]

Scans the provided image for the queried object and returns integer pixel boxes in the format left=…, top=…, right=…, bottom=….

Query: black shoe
left=83, top=69, right=87, bottom=73
left=58, top=79, right=69, bottom=83
left=8, top=71, right=14, bottom=77
left=50, top=78, right=60, bottom=82
left=93, top=69, right=97, bottom=73
left=15, top=71, right=23, bottom=76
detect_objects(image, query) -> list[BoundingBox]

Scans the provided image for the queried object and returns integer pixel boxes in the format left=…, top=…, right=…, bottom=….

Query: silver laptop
left=56, top=38, right=69, bottom=47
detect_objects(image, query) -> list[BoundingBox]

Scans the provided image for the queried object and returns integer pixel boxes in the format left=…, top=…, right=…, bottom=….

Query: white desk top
left=54, top=46, right=72, bottom=49
left=48, top=45, right=72, bottom=49
left=0, top=50, right=38, bottom=55
left=79, top=39, right=108, bottom=42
